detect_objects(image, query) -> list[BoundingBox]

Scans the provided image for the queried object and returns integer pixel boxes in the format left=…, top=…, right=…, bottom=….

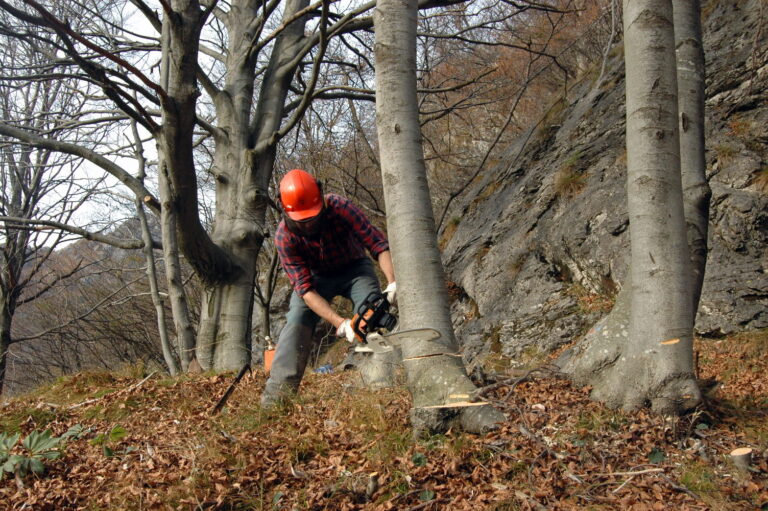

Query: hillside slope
left=0, top=331, right=766, bottom=510
left=442, top=0, right=768, bottom=361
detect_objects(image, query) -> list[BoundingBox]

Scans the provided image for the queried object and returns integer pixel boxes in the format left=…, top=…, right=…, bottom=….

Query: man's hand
left=384, top=281, right=397, bottom=304
left=336, top=319, right=356, bottom=343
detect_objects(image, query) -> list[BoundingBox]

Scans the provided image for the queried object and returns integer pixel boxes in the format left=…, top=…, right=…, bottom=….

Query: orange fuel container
left=264, top=337, right=276, bottom=374
left=264, top=349, right=275, bottom=373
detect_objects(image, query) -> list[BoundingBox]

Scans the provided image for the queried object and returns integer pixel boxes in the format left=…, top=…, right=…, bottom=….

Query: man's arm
left=377, top=250, right=395, bottom=284
left=302, top=290, right=345, bottom=329
left=304, top=251, right=394, bottom=331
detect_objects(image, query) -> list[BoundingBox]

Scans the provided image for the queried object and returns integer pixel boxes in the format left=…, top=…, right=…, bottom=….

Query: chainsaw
left=349, top=292, right=441, bottom=353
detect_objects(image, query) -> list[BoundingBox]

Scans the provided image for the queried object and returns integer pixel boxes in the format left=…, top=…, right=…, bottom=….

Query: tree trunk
left=194, top=142, right=261, bottom=370
left=136, top=197, right=179, bottom=376
left=674, top=0, right=710, bottom=315
left=161, top=2, right=236, bottom=284
left=253, top=245, right=280, bottom=360
left=133, top=118, right=179, bottom=376
left=374, top=0, right=504, bottom=433
left=156, top=12, right=196, bottom=373
left=0, top=303, right=10, bottom=395
left=160, top=194, right=197, bottom=372
left=195, top=0, right=308, bottom=372
left=560, top=0, right=701, bottom=414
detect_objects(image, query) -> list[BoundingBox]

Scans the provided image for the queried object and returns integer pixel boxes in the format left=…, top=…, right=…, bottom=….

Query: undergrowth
left=0, top=330, right=766, bottom=510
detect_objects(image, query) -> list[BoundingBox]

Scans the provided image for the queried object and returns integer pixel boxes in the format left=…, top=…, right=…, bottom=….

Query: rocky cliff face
left=442, top=0, right=768, bottom=362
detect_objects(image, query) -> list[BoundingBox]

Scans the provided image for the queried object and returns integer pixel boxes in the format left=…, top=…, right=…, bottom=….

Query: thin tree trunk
left=374, top=0, right=504, bottom=433
left=157, top=16, right=198, bottom=372
left=136, top=198, right=179, bottom=375
left=254, top=246, right=280, bottom=342
left=0, top=305, right=10, bottom=395
left=131, top=119, right=179, bottom=376
left=159, top=187, right=197, bottom=372
left=674, top=0, right=710, bottom=316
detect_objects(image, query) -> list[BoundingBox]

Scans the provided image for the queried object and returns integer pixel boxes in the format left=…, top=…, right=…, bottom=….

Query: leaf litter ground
left=1, top=331, right=766, bottom=510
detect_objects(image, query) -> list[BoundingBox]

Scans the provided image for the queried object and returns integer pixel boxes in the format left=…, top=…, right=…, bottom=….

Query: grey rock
left=443, top=0, right=768, bottom=360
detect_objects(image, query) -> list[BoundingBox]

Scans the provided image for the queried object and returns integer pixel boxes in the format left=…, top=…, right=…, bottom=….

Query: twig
left=404, top=498, right=446, bottom=511
left=67, top=371, right=157, bottom=410
left=577, top=467, right=665, bottom=477
left=211, top=363, right=252, bottom=415
left=658, top=473, right=702, bottom=501
left=473, top=365, right=559, bottom=400
left=611, top=475, right=635, bottom=493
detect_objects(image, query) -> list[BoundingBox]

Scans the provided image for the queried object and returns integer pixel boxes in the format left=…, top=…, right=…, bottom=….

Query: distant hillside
left=442, top=0, right=768, bottom=361
left=6, top=217, right=171, bottom=396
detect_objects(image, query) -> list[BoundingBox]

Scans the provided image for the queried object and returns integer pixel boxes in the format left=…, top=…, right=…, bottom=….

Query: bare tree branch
left=0, top=216, right=159, bottom=249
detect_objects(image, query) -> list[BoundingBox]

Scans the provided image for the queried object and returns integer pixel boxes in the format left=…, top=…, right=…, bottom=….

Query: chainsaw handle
left=350, top=291, right=396, bottom=344
left=350, top=312, right=367, bottom=342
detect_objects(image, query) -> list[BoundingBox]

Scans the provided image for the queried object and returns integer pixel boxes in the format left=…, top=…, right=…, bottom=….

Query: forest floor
left=1, top=330, right=767, bottom=511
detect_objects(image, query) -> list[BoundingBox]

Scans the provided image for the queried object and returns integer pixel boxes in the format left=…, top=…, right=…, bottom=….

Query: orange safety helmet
left=279, top=169, right=324, bottom=221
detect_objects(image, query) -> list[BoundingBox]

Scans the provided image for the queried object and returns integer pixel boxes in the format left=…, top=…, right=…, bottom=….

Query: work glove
left=384, top=281, right=397, bottom=304
left=336, top=319, right=356, bottom=343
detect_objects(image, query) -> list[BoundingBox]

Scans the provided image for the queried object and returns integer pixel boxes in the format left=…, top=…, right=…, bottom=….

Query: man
left=262, top=168, right=397, bottom=406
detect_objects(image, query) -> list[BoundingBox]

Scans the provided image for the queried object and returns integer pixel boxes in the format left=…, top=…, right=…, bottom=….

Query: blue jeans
left=262, top=258, right=380, bottom=404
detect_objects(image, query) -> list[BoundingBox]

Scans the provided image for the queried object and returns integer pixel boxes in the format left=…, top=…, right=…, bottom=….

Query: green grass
left=554, top=151, right=587, bottom=198
left=0, top=407, right=60, bottom=434
left=554, top=169, right=587, bottom=198
left=576, top=408, right=628, bottom=435
left=679, top=460, right=719, bottom=496
left=566, top=283, right=615, bottom=314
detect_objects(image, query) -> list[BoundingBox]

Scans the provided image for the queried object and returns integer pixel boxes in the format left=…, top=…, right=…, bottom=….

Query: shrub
left=0, top=430, right=63, bottom=480
left=554, top=166, right=587, bottom=198
left=751, top=167, right=768, bottom=194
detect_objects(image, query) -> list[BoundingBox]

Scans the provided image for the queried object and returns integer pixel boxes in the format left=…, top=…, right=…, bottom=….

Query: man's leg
left=345, top=258, right=382, bottom=312
left=342, top=258, right=398, bottom=388
left=261, top=292, right=318, bottom=407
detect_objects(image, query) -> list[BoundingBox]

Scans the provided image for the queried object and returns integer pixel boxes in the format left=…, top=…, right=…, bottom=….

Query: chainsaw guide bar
left=354, top=328, right=441, bottom=353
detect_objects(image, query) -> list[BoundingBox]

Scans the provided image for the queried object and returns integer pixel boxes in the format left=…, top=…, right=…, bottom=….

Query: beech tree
left=0, top=0, right=562, bottom=375
left=374, top=0, right=504, bottom=433
left=560, top=0, right=707, bottom=413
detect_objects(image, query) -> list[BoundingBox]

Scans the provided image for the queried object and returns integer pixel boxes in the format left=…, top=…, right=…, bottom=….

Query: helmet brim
left=286, top=202, right=323, bottom=221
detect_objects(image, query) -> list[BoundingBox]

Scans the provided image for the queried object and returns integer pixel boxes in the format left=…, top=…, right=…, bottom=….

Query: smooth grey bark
left=194, top=0, right=309, bottom=371
left=374, top=0, right=504, bottom=433
left=158, top=19, right=196, bottom=372
left=155, top=159, right=197, bottom=371
left=136, top=198, right=179, bottom=375
left=674, top=0, right=710, bottom=315
left=131, top=120, right=179, bottom=376
left=254, top=245, right=280, bottom=342
left=0, top=299, right=11, bottom=395
left=560, top=0, right=701, bottom=414
left=621, top=0, right=699, bottom=412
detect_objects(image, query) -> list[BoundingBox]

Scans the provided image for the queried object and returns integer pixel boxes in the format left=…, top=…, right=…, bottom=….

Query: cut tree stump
left=729, top=447, right=753, bottom=472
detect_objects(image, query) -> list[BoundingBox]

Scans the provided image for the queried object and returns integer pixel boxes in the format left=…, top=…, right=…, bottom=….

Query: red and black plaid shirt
left=275, top=194, right=389, bottom=296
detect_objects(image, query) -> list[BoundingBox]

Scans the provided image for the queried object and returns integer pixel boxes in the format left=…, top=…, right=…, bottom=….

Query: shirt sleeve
left=275, top=223, right=314, bottom=296
left=331, top=195, right=390, bottom=258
